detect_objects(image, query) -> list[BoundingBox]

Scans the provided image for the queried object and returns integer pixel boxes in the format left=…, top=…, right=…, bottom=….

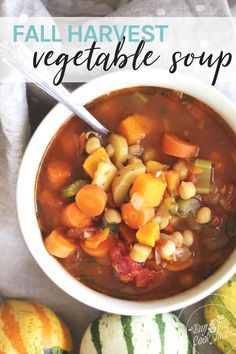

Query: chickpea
left=85, top=137, right=101, bottom=154
left=160, top=216, right=170, bottom=230
left=104, top=208, right=122, bottom=224
left=158, top=240, right=176, bottom=259
left=178, top=181, right=196, bottom=200
left=171, top=231, right=184, bottom=247
left=129, top=243, right=152, bottom=263
left=173, top=160, right=188, bottom=180
left=142, top=147, right=158, bottom=162
left=183, top=229, right=194, bottom=247
left=196, top=207, right=212, bottom=224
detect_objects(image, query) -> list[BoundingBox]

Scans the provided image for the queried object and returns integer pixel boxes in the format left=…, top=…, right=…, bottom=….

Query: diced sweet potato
left=119, top=114, right=156, bottom=145
left=130, top=173, right=167, bottom=208
left=83, top=147, right=110, bottom=178
left=136, top=222, right=160, bottom=247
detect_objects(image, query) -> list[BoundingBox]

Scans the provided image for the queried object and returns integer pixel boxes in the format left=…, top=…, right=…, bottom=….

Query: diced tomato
left=164, top=223, right=175, bottom=233
left=187, top=172, right=199, bottom=184
left=145, top=259, right=163, bottom=272
left=106, top=190, right=117, bottom=209
left=110, top=242, right=163, bottom=288
left=118, top=223, right=136, bottom=245
left=210, top=214, right=223, bottom=228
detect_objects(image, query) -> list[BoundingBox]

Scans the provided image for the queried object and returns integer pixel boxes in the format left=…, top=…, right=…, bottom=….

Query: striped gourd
left=80, top=313, right=195, bottom=354
left=205, top=274, right=236, bottom=354
left=0, top=299, right=72, bottom=354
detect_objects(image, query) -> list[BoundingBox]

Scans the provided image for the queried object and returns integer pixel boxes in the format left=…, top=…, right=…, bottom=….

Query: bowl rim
left=17, top=68, right=236, bottom=315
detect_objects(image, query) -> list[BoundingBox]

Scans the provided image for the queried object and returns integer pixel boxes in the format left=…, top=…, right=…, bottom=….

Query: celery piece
left=61, top=179, right=87, bottom=198
left=194, top=159, right=212, bottom=194
left=177, top=198, right=201, bottom=217
left=164, top=197, right=178, bottom=215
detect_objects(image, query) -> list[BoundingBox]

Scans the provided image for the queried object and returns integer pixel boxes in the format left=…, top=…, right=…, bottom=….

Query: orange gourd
left=0, top=300, right=72, bottom=353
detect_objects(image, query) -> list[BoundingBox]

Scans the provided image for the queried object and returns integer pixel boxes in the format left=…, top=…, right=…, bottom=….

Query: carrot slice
left=121, top=203, right=155, bottom=230
left=60, top=130, right=80, bottom=159
left=166, top=257, right=194, bottom=271
left=44, top=229, right=76, bottom=258
left=164, top=170, right=180, bottom=193
left=61, top=202, right=92, bottom=228
left=46, top=161, right=71, bottom=189
left=38, top=190, right=63, bottom=208
left=161, top=133, right=199, bottom=158
left=84, top=228, right=109, bottom=249
left=76, top=184, right=108, bottom=217
left=80, top=236, right=114, bottom=257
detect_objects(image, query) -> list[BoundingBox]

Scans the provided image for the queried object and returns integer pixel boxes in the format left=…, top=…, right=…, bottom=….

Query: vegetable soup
left=36, top=87, right=236, bottom=300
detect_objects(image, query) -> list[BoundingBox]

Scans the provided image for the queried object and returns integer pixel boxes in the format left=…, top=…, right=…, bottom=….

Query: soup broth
left=36, top=87, right=236, bottom=300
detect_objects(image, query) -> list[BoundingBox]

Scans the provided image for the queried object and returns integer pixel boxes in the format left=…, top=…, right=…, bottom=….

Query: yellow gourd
left=0, top=299, right=72, bottom=354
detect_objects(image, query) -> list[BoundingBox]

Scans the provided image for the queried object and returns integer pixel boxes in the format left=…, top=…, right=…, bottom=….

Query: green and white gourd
left=80, top=313, right=195, bottom=354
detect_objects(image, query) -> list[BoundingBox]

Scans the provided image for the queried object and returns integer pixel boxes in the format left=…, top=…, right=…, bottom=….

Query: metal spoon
left=0, top=41, right=109, bottom=135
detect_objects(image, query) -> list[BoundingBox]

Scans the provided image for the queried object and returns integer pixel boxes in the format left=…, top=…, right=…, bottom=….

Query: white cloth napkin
left=0, top=1, right=235, bottom=352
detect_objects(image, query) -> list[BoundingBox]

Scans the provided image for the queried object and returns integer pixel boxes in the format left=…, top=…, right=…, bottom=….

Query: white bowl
left=17, top=69, right=236, bottom=315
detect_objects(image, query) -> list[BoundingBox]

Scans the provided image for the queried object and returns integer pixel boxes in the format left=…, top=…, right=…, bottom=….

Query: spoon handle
left=0, top=41, right=109, bottom=135
left=36, top=79, right=110, bottom=135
